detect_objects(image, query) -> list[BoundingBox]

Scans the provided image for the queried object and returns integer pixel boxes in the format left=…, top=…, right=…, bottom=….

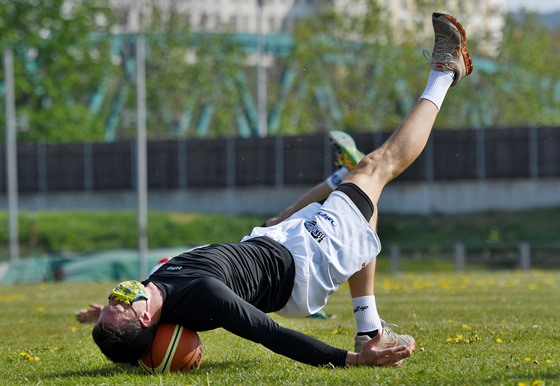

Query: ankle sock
left=357, top=330, right=379, bottom=339
left=352, top=295, right=382, bottom=334
left=420, top=69, right=454, bottom=110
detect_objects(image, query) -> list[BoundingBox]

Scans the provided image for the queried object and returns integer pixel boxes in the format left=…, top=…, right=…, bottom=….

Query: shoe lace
left=380, top=320, right=404, bottom=342
left=380, top=322, right=414, bottom=347
left=380, top=318, right=398, bottom=329
left=423, top=32, right=456, bottom=69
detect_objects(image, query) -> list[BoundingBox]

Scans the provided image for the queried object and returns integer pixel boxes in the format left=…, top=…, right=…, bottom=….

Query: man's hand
left=347, top=336, right=413, bottom=367
left=75, top=303, right=103, bottom=323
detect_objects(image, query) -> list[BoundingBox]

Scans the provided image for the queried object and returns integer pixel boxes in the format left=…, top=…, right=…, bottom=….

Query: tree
left=121, top=4, right=249, bottom=140
left=279, top=1, right=560, bottom=133
left=144, top=30, right=248, bottom=139
left=0, top=0, right=116, bottom=142
left=491, top=11, right=560, bottom=127
left=2, top=2, right=557, bottom=143
left=279, top=0, right=470, bottom=134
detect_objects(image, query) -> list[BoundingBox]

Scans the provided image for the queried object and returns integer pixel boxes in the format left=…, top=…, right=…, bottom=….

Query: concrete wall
left=3, top=178, right=559, bottom=216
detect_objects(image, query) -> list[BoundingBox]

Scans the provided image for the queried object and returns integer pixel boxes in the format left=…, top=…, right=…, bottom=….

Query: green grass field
left=1, top=271, right=558, bottom=385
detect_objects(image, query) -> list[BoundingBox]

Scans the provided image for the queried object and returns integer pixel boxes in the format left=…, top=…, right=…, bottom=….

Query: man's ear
left=139, top=311, right=152, bottom=328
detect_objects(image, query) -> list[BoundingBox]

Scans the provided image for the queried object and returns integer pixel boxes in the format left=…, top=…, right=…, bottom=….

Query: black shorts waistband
left=335, top=183, right=374, bottom=222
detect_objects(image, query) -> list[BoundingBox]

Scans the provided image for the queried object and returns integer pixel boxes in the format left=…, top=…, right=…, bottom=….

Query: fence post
left=323, top=133, right=333, bottom=179
left=177, top=139, right=187, bottom=189
left=226, top=137, right=235, bottom=187
left=425, top=137, right=434, bottom=182
left=476, top=128, right=486, bottom=180
left=519, top=242, right=531, bottom=271
left=528, top=127, right=538, bottom=179
left=84, top=142, right=93, bottom=192
left=4, top=45, right=20, bottom=262
left=275, top=136, right=284, bottom=187
left=390, top=244, right=400, bottom=273
left=454, top=242, right=465, bottom=272
left=37, top=143, right=48, bottom=193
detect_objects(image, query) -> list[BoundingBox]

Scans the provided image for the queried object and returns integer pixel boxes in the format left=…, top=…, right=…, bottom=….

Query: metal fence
left=0, top=126, right=559, bottom=194
left=383, top=241, right=560, bottom=272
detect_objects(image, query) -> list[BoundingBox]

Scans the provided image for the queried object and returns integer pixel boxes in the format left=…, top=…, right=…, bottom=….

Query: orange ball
left=138, top=324, right=203, bottom=373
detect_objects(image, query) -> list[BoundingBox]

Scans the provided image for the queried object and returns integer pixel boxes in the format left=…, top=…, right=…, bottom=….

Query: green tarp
left=1, top=247, right=191, bottom=284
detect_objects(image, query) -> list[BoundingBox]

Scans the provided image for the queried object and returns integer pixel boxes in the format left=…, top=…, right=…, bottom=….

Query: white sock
left=352, top=295, right=382, bottom=334
left=325, top=166, right=350, bottom=190
left=420, top=69, right=454, bottom=110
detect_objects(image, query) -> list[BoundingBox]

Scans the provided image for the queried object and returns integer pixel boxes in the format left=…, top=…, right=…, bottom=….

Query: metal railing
left=1, top=126, right=559, bottom=194
left=383, top=241, right=560, bottom=273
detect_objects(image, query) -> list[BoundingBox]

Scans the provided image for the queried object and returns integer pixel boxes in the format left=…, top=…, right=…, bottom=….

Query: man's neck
left=145, top=282, right=164, bottom=324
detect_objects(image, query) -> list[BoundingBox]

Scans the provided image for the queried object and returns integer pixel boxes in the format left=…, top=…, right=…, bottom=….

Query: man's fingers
left=383, top=347, right=412, bottom=366
left=75, top=304, right=103, bottom=323
left=374, top=345, right=410, bottom=358
left=363, top=345, right=412, bottom=367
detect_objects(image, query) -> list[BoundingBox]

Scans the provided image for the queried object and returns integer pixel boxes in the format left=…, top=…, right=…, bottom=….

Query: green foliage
left=0, top=208, right=557, bottom=259
left=376, top=209, right=560, bottom=245
left=0, top=2, right=558, bottom=142
left=0, top=0, right=115, bottom=142
left=182, top=34, right=248, bottom=137
left=140, top=4, right=249, bottom=139
left=499, top=12, right=554, bottom=76
left=285, top=3, right=560, bottom=132
left=493, top=11, right=560, bottom=126
left=286, top=0, right=412, bottom=134
left=0, top=272, right=558, bottom=384
left=0, top=211, right=263, bottom=257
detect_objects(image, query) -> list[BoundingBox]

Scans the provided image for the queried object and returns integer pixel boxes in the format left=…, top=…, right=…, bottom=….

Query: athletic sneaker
left=328, top=130, right=365, bottom=171
left=426, top=12, right=473, bottom=86
left=354, top=321, right=416, bottom=352
left=307, top=310, right=334, bottom=319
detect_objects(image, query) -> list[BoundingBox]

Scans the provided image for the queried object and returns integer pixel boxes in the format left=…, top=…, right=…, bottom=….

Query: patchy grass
left=1, top=271, right=558, bottom=385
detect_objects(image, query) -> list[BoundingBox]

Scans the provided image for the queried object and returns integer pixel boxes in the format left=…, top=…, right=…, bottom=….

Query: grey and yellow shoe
left=425, top=12, right=473, bottom=86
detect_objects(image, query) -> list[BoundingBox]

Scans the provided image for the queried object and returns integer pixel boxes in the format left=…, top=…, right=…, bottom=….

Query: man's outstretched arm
left=76, top=303, right=102, bottom=323
left=197, top=277, right=411, bottom=367
left=265, top=180, right=333, bottom=226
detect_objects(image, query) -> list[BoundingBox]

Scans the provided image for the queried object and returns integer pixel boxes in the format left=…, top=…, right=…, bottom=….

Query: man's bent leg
left=348, top=262, right=380, bottom=333
left=348, top=259, right=416, bottom=352
left=348, top=262, right=382, bottom=343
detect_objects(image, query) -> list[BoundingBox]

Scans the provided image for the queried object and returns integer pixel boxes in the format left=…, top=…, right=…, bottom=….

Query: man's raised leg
left=344, top=12, right=473, bottom=218
left=345, top=12, right=473, bottom=353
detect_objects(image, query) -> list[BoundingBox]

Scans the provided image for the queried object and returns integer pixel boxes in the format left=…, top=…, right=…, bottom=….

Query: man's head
left=92, top=281, right=157, bottom=364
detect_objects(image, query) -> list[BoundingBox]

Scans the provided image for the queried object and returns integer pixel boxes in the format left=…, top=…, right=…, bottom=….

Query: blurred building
left=108, top=0, right=506, bottom=55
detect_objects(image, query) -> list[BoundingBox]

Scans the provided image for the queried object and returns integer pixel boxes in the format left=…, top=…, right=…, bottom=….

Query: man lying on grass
left=86, top=12, right=473, bottom=368
left=78, top=130, right=413, bottom=349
